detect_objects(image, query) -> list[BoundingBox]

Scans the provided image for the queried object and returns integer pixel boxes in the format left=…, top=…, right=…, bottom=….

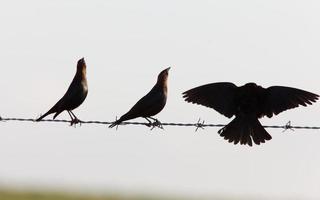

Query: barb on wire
left=195, top=118, right=205, bottom=132
left=283, top=121, right=294, bottom=132
left=0, top=116, right=319, bottom=131
left=114, top=116, right=119, bottom=130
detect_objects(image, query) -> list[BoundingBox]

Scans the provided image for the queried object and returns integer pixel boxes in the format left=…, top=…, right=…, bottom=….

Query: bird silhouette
left=36, top=58, right=88, bottom=125
left=109, top=67, right=170, bottom=128
left=183, top=82, right=319, bottom=146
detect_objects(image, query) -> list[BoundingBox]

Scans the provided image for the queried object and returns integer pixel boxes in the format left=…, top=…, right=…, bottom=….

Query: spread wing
left=182, top=82, right=237, bottom=118
left=262, top=86, right=319, bottom=118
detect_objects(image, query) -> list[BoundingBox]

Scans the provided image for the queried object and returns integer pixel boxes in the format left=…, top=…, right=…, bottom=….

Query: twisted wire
left=1, top=116, right=319, bottom=132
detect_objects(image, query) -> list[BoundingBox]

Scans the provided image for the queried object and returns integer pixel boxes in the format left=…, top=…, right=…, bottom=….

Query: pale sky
left=0, top=0, right=320, bottom=199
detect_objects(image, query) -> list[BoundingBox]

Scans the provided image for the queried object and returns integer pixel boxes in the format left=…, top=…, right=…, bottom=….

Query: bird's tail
left=218, top=116, right=272, bottom=146
left=36, top=110, right=52, bottom=122
left=109, top=118, right=123, bottom=128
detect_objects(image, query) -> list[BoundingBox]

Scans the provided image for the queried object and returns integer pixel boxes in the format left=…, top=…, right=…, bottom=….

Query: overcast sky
left=0, top=0, right=320, bottom=199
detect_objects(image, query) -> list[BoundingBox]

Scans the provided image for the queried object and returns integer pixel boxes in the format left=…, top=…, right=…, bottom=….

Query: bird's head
left=157, top=67, right=170, bottom=84
left=77, top=57, right=87, bottom=76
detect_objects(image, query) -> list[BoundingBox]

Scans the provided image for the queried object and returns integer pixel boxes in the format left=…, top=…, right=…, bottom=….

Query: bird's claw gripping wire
left=195, top=118, right=205, bottom=132
left=67, top=111, right=82, bottom=127
left=145, top=118, right=163, bottom=130
left=70, top=118, right=82, bottom=127
left=283, top=121, right=294, bottom=132
left=152, top=119, right=163, bottom=130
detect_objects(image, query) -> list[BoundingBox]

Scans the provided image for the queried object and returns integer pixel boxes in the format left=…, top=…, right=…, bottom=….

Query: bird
left=182, top=82, right=319, bottom=146
left=36, top=58, right=88, bottom=125
left=109, top=67, right=170, bottom=128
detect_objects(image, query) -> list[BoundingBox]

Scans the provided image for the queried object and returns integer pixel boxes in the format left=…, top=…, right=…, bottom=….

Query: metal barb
left=283, top=121, right=294, bottom=132
left=115, top=116, right=119, bottom=130
left=195, top=118, right=205, bottom=132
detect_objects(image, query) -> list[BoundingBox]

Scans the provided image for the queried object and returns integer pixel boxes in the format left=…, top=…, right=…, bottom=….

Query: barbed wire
left=1, top=115, right=319, bottom=132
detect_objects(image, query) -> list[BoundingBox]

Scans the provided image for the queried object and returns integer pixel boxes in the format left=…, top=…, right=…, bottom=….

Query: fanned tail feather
left=218, top=116, right=272, bottom=146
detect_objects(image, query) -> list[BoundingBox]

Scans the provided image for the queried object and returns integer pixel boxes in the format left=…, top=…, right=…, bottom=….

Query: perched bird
left=183, top=82, right=319, bottom=146
left=36, top=58, right=88, bottom=125
left=109, top=67, right=170, bottom=128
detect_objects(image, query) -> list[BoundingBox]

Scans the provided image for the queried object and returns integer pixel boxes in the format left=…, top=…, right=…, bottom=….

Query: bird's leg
left=144, top=117, right=160, bottom=130
left=144, top=117, right=153, bottom=127
left=67, top=111, right=74, bottom=123
left=148, top=117, right=163, bottom=129
left=68, top=111, right=82, bottom=126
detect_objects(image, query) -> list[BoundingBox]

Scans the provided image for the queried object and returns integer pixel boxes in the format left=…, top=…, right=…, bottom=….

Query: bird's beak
left=78, top=57, right=85, bottom=64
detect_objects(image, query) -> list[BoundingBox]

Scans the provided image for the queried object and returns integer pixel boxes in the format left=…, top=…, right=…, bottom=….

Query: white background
left=0, top=0, right=319, bottom=199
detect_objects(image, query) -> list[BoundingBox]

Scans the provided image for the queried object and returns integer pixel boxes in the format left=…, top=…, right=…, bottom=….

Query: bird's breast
left=81, top=79, right=88, bottom=93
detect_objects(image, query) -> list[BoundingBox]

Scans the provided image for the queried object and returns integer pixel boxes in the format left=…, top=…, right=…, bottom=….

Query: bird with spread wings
left=183, top=82, right=319, bottom=146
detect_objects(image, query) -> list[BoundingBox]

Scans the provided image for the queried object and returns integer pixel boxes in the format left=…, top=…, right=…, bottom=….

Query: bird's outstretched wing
left=262, top=86, right=319, bottom=118
left=182, top=82, right=237, bottom=118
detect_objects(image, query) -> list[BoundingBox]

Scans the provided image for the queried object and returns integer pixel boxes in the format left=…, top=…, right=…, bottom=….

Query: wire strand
left=1, top=116, right=319, bottom=132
